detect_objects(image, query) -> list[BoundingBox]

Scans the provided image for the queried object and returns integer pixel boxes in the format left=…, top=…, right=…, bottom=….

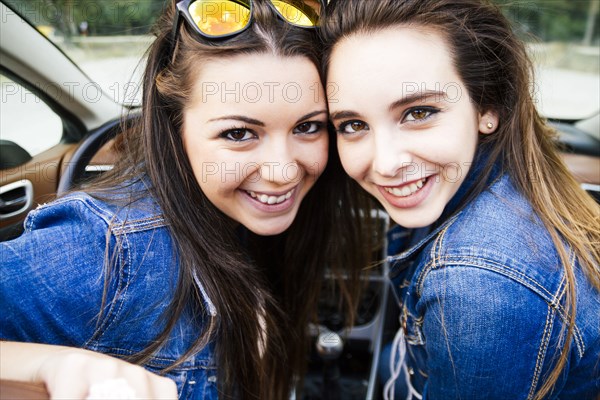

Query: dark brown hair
left=86, top=1, right=372, bottom=398
left=320, top=0, right=600, bottom=398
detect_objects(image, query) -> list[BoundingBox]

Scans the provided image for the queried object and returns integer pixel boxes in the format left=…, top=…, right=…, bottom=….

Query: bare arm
left=0, top=341, right=177, bottom=399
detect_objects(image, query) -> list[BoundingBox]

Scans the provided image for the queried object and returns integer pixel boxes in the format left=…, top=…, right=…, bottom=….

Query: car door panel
left=0, top=143, right=76, bottom=239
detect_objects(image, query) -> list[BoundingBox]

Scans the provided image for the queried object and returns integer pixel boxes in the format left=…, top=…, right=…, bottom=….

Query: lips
left=245, top=188, right=295, bottom=205
left=377, top=176, right=434, bottom=209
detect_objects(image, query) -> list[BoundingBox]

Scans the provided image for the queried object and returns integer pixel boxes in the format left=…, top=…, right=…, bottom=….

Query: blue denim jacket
left=386, top=170, right=600, bottom=399
left=0, top=184, right=219, bottom=399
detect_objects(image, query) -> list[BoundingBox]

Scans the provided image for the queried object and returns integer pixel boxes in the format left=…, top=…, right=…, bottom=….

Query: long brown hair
left=320, top=0, right=600, bottom=398
left=84, top=1, right=372, bottom=398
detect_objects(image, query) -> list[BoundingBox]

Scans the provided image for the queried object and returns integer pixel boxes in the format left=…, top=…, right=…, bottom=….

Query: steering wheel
left=56, top=116, right=136, bottom=196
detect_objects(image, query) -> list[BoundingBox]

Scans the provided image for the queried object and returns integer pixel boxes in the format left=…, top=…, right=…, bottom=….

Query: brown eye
left=230, top=130, right=246, bottom=140
left=294, top=122, right=321, bottom=134
left=350, top=121, right=366, bottom=131
left=296, top=123, right=311, bottom=133
left=220, top=129, right=255, bottom=142
left=409, top=109, right=429, bottom=120
left=338, top=120, right=368, bottom=135
left=404, top=107, right=439, bottom=123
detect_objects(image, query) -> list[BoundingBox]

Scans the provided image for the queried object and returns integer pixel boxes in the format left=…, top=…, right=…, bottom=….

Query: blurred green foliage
left=3, top=0, right=599, bottom=44
left=496, top=0, right=599, bottom=44
left=4, top=0, right=167, bottom=36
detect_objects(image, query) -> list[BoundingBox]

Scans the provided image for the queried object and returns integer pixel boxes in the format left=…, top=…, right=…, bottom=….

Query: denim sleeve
left=0, top=199, right=117, bottom=346
left=416, top=265, right=566, bottom=399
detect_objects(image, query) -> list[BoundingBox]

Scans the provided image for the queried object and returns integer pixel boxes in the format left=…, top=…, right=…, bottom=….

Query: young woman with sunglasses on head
left=321, top=0, right=600, bottom=399
left=0, top=1, right=372, bottom=399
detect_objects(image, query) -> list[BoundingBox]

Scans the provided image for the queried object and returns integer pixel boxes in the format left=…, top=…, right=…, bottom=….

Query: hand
left=35, top=347, right=178, bottom=400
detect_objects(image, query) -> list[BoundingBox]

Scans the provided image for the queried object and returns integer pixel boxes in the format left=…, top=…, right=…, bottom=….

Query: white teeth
left=384, top=178, right=427, bottom=198
left=246, top=188, right=295, bottom=205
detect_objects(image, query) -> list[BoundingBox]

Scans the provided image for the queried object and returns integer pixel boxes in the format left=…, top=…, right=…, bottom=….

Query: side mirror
left=0, top=140, right=32, bottom=169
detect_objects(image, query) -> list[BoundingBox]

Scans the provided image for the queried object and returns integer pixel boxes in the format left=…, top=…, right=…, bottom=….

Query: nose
left=372, top=127, right=413, bottom=178
left=259, top=136, right=299, bottom=185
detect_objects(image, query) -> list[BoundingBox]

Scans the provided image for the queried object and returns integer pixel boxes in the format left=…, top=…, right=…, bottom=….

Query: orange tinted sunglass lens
left=270, top=0, right=320, bottom=27
left=189, top=0, right=251, bottom=37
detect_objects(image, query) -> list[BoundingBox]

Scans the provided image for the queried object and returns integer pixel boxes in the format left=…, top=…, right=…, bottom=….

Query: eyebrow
left=207, top=115, right=265, bottom=126
left=295, top=110, right=328, bottom=124
left=329, top=90, right=446, bottom=122
left=329, top=110, right=361, bottom=122
left=207, top=110, right=327, bottom=126
left=388, top=90, right=445, bottom=113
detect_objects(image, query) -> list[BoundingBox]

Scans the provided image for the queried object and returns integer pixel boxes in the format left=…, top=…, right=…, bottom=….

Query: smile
left=246, top=188, right=295, bottom=205
left=384, top=177, right=427, bottom=197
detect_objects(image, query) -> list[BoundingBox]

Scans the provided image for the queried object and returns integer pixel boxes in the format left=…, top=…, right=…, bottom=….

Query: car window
left=498, top=0, right=599, bottom=123
left=3, top=0, right=165, bottom=106
left=0, top=74, right=62, bottom=163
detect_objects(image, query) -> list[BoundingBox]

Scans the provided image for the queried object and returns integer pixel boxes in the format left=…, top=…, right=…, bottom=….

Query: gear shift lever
left=316, top=328, right=344, bottom=400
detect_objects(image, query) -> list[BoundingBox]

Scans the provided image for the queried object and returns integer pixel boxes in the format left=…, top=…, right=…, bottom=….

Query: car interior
left=1, top=1, right=598, bottom=399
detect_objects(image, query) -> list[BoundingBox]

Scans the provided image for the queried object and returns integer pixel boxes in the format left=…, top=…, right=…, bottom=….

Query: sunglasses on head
left=171, top=0, right=323, bottom=46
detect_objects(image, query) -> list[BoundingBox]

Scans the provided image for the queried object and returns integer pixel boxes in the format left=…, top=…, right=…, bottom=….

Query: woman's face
left=183, top=53, right=328, bottom=236
left=327, top=27, right=497, bottom=228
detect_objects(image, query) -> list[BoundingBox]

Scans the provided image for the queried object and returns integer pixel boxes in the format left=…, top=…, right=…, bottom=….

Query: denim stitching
left=413, top=203, right=569, bottom=305
left=42, top=195, right=166, bottom=234
left=424, top=256, right=553, bottom=299
left=548, top=252, right=584, bottom=358
left=448, top=257, right=584, bottom=356
left=404, top=308, right=425, bottom=346
left=73, top=208, right=124, bottom=347
left=421, top=255, right=547, bottom=302
left=527, top=306, right=555, bottom=400
left=53, top=197, right=217, bottom=354
left=564, top=252, right=585, bottom=356
left=89, top=201, right=163, bottom=235
left=92, top=346, right=214, bottom=368
left=551, top=249, right=574, bottom=308
left=55, top=198, right=163, bottom=346
left=427, top=224, right=449, bottom=273
left=25, top=197, right=111, bottom=231
left=50, top=196, right=116, bottom=225
left=86, top=197, right=120, bottom=222
left=417, top=257, right=585, bottom=357
left=113, top=231, right=132, bottom=330
left=112, top=216, right=166, bottom=235
left=553, top=274, right=567, bottom=309
left=85, top=231, right=131, bottom=346
left=434, top=226, right=447, bottom=266
left=24, top=207, right=37, bottom=232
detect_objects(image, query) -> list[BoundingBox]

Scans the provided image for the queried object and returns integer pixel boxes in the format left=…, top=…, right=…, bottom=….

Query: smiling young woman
left=182, top=53, right=329, bottom=236
left=322, top=0, right=600, bottom=399
left=327, top=25, right=497, bottom=229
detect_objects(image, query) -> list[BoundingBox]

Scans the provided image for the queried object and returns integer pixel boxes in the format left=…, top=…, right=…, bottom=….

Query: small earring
left=486, top=122, right=494, bottom=129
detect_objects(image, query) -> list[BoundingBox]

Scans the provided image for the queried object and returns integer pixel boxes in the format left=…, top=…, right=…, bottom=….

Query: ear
left=478, top=110, right=499, bottom=134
